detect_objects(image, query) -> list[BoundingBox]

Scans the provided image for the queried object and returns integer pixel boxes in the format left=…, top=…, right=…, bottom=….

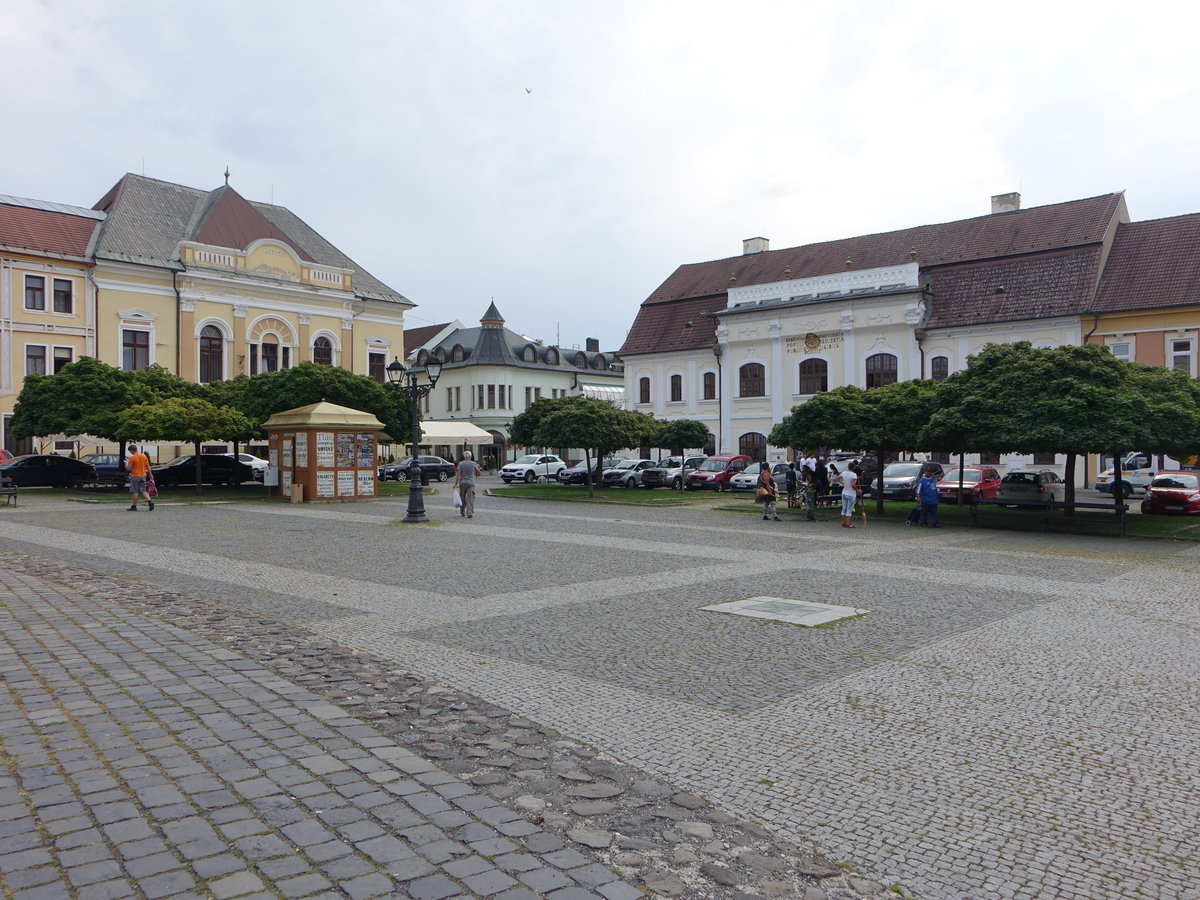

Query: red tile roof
left=191, top=186, right=314, bottom=261
left=1091, top=214, right=1200, bottom=312
left=927, top=248, right=1103, bottom=328
left=620, top=296, right=726, bottom=356
left=404, top=323, right=453, bottom=349
left=0, top=203, right=99, bottom=257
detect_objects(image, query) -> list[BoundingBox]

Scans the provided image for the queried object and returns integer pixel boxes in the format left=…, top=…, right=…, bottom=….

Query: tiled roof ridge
left=678, top=192, right=1125, bottom=271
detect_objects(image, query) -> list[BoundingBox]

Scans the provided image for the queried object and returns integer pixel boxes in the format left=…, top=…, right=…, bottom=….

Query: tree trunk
left=194, top=439, right=203, bottom=495
left=584, top=449, right=595, bottom=499
left=957, top=451, right=965, bottom=505
left=1064, top=452, right=1077, bottom=512
left=875, top=445, right=886, bottom=515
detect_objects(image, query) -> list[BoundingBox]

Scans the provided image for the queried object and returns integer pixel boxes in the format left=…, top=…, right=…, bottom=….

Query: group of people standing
left=759, top=453, right=860, bottom=527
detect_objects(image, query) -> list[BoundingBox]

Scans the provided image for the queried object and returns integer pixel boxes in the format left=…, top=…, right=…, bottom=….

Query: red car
left=1140, top=472, right=1200, bottom=515
left=936, top=466, right=1001, bottom=502
left=686, top=455, right=752, bottom=491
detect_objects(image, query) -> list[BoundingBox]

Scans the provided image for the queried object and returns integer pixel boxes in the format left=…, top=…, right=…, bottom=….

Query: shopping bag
left=452, top=487, right=462, bottom=508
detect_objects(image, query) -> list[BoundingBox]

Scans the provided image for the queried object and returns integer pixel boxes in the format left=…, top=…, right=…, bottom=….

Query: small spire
left=224, top=166, right=231, bottom=186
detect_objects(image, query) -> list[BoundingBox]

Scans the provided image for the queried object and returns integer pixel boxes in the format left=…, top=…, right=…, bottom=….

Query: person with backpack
left=915, top=466, right=942, bottom=527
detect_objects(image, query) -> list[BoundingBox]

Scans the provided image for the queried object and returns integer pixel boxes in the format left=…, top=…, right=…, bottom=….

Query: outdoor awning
left=418, top=421, right=494, bottom=444
left=579, top=384, right=625, bottom=405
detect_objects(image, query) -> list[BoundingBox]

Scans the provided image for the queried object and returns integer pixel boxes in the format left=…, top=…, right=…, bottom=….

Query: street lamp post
left=386, top=356, right=443, bottom=523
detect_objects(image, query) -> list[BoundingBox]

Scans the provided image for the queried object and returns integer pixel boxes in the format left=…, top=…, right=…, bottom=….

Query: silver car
left=729, top=462, right=789, bottom=493
left=601, top=458, right=657, bottom=487
left=997, top=469, right=1063, bottom=506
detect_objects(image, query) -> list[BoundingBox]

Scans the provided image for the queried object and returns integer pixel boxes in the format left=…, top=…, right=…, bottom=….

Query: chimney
left=991, top=192, right=1021, bottom=214
left=742, top=236, right=769, bottom=255
left=585, top=337, right=599, bottom=352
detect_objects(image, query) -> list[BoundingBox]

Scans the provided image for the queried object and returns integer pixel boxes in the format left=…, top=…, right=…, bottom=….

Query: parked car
left=601, top=458, right=657, bottom=487
left=225, top=453, right=270, bottom=481
left=1140, top=472, right=1200, bottom=515
left=501, top=454, right=567, bottom=484
left=936, top=466, right=1002, bottom=502
left=686, top=455, right=752, bottom=491
left=0, top=449, right=13, bottom=462
left=0, top=454, right=97, bottom=488
left=152, top=455, right=254, bottom=487
left=80, top=453, right=128, bottom=486
left=855, top=453, right=900, bottom=492
left=641, top=455, right=706, bottom=490
left=997, top=469, right=1063, bottom=506
left=878, top=462, right=945, bottom=499
left=379, top=455, right=457, bottom=482
left=729, top=461, right=789, bottom=493
left=558, top=457, right=624, bottom=485
left=1095, top=451, right=1191, bottom=497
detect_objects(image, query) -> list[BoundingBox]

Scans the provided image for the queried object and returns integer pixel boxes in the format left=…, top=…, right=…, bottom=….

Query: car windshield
left=883, top=464, right=923, bottom=478
left=653, top=458, right=681, bottom=469
left=513, top=455, right=541, bottom=465
left=1152, top=474, right=1199, bottom=489
left=941, top=470, right=982, bottom=483
left=611, top=460, right=637, bottom=470
left=740, top=463, right=762, bottom=476
left=1003, top=472, right=1037, bottom=484
left=698, top=459, right=727, bottom=472
left=165, top=456, right=194, bottom=467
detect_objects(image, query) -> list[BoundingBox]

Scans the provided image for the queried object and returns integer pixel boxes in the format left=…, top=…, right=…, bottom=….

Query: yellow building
left=2, top=175, right=413, bottom=455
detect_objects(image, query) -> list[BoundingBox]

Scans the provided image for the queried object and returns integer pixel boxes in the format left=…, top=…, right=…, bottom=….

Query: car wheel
left=1116, top=482, right=1131, bottom=499
left=226, top=474, right=241, bottom=486
left=524, top=471, right=536, bottom=483
left=66, top=475, right=83, bottom=489
left=538, top=475, right=550, bottom=483
left=438, top=471, right=449, bottom=482
left=672, top=477, right=682, bottom=490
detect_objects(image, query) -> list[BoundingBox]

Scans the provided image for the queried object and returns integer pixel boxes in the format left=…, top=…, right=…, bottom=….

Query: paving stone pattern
left=1, top=490, right=1198, bottom=900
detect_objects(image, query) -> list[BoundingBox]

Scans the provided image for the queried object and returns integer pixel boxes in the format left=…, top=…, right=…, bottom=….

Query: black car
left=80, top=453, right=128, bottom=486
left=0, top=454, right=97, bottom=488
left=379, top=456, right=457, bottom=483
left=152, top=455, right=254, bottom=487
left=558, top=457, right=624, bottom=485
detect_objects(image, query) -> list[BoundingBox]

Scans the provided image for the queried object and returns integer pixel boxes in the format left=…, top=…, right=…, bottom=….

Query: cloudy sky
left=6, top=2, right=1199, bottom=350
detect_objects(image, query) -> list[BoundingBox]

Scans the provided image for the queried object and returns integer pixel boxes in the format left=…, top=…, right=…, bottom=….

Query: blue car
left=80, top=453, right=127, bottom=486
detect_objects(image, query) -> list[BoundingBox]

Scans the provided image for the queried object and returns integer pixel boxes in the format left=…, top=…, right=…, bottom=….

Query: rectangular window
left=487, top=385, right=496, bottom=409
left=369, top=352, right=386, bottom=383
left=122, top=329, right=150, bottom=371
left=24, top=275, right=46, bottom=311
left=477, top=385, right=485, bottom=409
left=1106, top=340, right=1132, bottom=362
left=53, top=346, right=73, bottom=373
left=52, top=279, right=74, bottom=314
left=1170, top=338, right=1193, bottom=375
left=25, top=345, right=47, bottom=375
left=1033, top=452, right=1056, bottom=466
left=979, top=452, right=1001, bottom=465
left=670, top=374, right=682, bottom=402
left=534, top=387, right=542, bottom=401
left=455, top=386, right=461, bottom=411
left=498, top=385, right=506, bottom=408
left=249, top=344, right=259, bottom=375
left=525, top=386, right=531, bottom=407
left=282, top=346, right=291, bottom=369
left=703, top=372, right=716, bottom=400
left=447, top=387, right=454, bottom=411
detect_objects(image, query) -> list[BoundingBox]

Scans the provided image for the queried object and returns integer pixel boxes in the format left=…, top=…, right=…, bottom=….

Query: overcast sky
left=6, top=2, right=1199, bottom=350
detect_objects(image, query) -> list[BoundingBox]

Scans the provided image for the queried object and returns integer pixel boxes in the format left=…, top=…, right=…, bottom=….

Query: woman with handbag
left=757, top=463, right=781, bottom=521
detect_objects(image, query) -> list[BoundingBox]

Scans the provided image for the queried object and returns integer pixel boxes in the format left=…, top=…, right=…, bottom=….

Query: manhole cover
left=701, top=596, right=869, bottom=627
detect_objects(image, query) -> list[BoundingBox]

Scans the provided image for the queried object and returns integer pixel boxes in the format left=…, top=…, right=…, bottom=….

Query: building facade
left=620, top=192, right=1166, bottom=482
left=408, top=303, right=624, bottom=468
left=1, top=175, right=412, bottom=456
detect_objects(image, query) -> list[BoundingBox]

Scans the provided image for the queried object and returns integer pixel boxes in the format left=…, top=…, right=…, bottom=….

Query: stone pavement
left=1, top=488, right=1198, bottom=900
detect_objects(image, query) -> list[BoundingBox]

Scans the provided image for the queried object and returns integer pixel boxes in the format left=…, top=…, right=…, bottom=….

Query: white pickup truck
left=1095, top=451, right=1196, bottom=497
left=500, top=454, right=567, bottom=483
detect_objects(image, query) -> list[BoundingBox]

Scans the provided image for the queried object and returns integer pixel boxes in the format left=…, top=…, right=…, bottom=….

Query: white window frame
left=1167, top=335, right=1195, bottom=376
left=1105, top=337, right=1133, bottom=362
left=23, top=274, right=46, bottom=312
left=52, top=278, right=75, bottom=315
left=52, top=345, right=74, bottom=374
left=25, top=343, right=48, bottom=376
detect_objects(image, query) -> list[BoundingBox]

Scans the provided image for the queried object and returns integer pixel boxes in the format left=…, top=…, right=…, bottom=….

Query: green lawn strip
left=488, top=483, right=699, bottom=504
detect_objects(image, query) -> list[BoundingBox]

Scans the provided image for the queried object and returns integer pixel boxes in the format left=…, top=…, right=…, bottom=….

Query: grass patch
left=488, top=483, right=711, bottom=504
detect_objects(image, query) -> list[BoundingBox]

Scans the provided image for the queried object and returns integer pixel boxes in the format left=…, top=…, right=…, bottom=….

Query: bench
left=969, top=498, right=1129, bottom=535
left=0, top=476, right=16, bottom=506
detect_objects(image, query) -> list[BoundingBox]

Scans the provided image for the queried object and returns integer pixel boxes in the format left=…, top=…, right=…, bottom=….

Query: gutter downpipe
left=1082, top=311, right=1102, bottom=487
left=173, top=269, right=181, bottom=376
left=712, top=339, right=723, bottom=455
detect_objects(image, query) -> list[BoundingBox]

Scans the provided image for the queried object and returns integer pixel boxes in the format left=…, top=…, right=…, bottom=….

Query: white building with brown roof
left=619, top=191, right=1139, bottom=476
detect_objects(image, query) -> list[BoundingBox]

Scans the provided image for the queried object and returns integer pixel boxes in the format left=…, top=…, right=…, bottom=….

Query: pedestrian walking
left=836, top=463, right=859, bottom=528
left=758, top=464, right=781, bottom=520
left=124, top=445, right=154, bottom=512
left=454, top=450, right=480, bottom=518
left=785, top=462, right=799, bottom=508
left=802, top=465, right=818, bottom=521
left=915, top=466, right=942, bottom=527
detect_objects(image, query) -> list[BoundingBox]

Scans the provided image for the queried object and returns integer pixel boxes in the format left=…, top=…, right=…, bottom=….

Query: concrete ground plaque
left=701, top=596, right=869, bottom=627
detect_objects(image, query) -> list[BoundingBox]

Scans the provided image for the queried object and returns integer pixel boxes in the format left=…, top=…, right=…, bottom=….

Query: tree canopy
left=531, top=398, right=653, bottom=495
left=650, top=419, right=710, bottom=454
left=9, top=357, right=137, bottom=442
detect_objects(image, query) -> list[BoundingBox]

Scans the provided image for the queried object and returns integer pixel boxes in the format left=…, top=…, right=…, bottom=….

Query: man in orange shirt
left=125, top=445, right=154, bottom=511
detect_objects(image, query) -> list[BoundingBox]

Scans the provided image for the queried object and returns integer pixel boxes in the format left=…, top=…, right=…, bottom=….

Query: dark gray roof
left=89, top=174, right=409, bottom=305
left=415, top=323, right=623, bottom=375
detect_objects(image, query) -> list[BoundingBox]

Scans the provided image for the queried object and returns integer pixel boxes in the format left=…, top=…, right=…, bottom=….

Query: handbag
left=147, top=477, right=158, bottom=498
left=452, top=487, right=462, bottom=508
left=754, top=486, right=771, bottom=501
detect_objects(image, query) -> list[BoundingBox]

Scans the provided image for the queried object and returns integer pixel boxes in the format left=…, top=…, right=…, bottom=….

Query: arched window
left=574, top=351, right=587, bottom=368
left=199, top=325, right=223, bottom=383
left=931, top=356, right=949, bottom=381
left=703, top=371, right=717, bottom=400
left=638, top=376, right=651, bottom=404
left=865, top=353, right=898, bottom=389
left=417, top=349, right=429, bottom=366
left=433, top=347, right=446, bottom=362
left=592, top=354, right=606, bottom=370
left=545, top=348, right=559, bottom=365
left=739, top=432, right=766, bottom=462
left=313, top=336, right=333, bottom=366
left=798, top=359, right=828, bottom=394
left=452, top=345, right=465, bottom=362
left=739, top=362, right=765, bottom=397
left=523, top=344, right=537, bottom=362
left=704, top=432, right=717, bottom=455
left=669, top=374, right=682, bottom=402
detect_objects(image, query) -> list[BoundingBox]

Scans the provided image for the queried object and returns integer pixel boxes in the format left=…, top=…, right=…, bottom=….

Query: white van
left=1094, top=452, right=1195, bottom=497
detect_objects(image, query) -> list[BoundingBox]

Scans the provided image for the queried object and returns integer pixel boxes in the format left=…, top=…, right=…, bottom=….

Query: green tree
left=768, top=385, right=874, bottom=454
left=651, top=419, right=710, bottom=455
left=210, top=363, right=409, bottom=443
left=115, top=398, right=256, bottom=494
left=9, top=357, right=136, bottom=446
left=532, top=399, right=653, bottom=496
left=509, top=395, right=584, bottom=450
